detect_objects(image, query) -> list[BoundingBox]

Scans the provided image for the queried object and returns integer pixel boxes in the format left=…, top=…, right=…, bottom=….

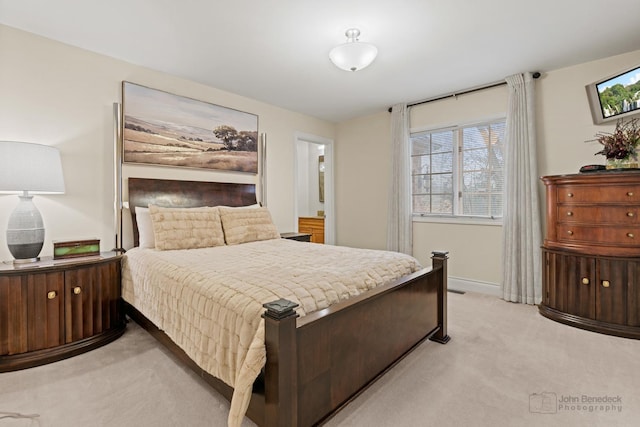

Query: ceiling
left=2, top=0, right=640, bottom=123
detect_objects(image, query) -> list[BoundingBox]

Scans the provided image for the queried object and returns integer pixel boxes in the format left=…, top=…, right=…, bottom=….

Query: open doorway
left=294, top=133, right=335, bottom=245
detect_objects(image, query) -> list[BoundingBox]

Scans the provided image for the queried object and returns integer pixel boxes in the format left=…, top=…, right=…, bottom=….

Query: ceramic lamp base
left=6, top=194, right=44, bottom=263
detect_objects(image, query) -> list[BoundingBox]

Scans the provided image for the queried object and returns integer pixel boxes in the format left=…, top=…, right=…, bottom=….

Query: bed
left=122, top=177, right=450, bottom=427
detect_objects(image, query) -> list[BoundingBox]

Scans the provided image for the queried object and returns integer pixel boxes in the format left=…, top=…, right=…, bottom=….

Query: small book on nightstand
left=53, top=238, right=100, bottom=259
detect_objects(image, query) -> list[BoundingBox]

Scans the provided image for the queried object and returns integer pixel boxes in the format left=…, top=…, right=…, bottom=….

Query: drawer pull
left=567, top=211, right=573, bottom=216
left=47, top=291, right=57, bottom=300
left=628, top=212, right=635, bottom=217
left=581, top=277, right=589, bottom=285
left=567, top=230, right=574, bottom=236
left=627, top=192, right=634, bottom=197
left=602, top=280, right=610, bottom=288
left=567, top=192, right=574, bottom=198
left=73, top=286, right=82, bottom=295
left=628, top=233, right=635, bottom=238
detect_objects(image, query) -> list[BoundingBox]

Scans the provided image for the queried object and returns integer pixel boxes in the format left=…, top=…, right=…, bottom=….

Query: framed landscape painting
left=122, top=82, right=258, bottom=173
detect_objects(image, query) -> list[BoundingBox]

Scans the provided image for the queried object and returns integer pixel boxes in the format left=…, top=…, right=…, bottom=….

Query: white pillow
left=135, top=206, right=155, bottom=248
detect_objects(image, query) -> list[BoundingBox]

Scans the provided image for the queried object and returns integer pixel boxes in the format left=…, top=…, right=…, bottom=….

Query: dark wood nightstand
left=0, top=252, right=126, bottom=372
left=280, top=232, right=312, bottom=242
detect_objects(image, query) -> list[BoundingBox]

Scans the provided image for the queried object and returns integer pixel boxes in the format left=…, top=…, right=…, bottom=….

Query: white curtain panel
left=386, top=103, right=413, bottom=255
left=502, top=73, right=542, bottom=304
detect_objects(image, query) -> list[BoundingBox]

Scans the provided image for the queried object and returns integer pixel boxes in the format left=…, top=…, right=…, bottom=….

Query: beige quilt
left=121, top=238, right=421, bottom=427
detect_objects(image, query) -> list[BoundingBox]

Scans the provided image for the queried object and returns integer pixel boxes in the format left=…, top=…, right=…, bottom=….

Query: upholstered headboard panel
left=128, top=177, right=257, bottom=247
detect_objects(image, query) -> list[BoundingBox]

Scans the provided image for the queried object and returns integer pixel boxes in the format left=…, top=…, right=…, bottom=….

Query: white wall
left=0, top=25, right=335, bottom=260
left=296, top=143, right=311, bottom=215
left=335, top=112, right=392, bottom=249
left=336, top=48, right=640, bottom=292
left=537, top=49, right=640, bottom=176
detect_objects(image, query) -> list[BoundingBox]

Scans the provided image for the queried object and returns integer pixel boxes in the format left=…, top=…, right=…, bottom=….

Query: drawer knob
left=602, top=280, right=610, bottom=288
left=628, top=212, right=635, bottom=217
left=581, top=277, right=589, bottom=285
left=567, top=230, right=574, bottom=236
left=628, top=233, right=635, bottom=238
left=73, top=286, right=82, bottom=295
left=567, top=192, right=574, bottom=197
left=567, top=211, right=573, bottom=216
left=627, top=192, right=634, bottom=197
left=47, top=291, right=57, bottom=300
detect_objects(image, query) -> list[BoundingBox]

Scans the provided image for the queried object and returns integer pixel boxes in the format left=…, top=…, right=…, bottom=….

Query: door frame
left=294, top=132, right=335, bottom=245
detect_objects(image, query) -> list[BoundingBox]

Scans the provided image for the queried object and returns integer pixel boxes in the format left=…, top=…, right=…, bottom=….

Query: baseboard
left=448, top=276, right=501, bottom=297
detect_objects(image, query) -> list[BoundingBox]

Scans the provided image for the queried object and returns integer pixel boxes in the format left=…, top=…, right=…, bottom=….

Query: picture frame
left=122, top=81, right=259, bottom=173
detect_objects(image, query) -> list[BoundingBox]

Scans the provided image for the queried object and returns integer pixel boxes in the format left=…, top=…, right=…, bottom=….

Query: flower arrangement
left=592, top=118, right=640, bottom=164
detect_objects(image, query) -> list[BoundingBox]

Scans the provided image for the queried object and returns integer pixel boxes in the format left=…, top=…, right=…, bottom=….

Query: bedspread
left=121, top=238, right=421, bottom=427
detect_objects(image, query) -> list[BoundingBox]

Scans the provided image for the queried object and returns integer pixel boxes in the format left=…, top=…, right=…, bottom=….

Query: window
left=411, top=119, right=505, bottom=219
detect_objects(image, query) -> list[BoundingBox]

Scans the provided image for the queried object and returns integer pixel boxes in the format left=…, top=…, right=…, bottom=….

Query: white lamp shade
left=329, top=42, right=378, bottom=72
left=0, top=141, right=65, bottom=194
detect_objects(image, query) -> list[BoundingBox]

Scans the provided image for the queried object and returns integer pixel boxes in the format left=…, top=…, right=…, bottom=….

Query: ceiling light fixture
left=329, top=28, right=378, bottom=72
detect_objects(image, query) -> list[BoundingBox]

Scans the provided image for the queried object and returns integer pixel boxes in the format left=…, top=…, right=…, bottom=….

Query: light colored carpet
left=1, top=292, right=639, bottom=427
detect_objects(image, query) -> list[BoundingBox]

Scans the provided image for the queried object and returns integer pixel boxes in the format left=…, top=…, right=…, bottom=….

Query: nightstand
left=281, top=232, right=312, bottom=242
left=298, top=217, right=325, bottom=243
left=0, top=252, right=126, bottom=372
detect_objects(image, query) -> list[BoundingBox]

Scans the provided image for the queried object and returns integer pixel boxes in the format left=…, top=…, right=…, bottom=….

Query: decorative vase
left=606, top=157, right=639, bottom=170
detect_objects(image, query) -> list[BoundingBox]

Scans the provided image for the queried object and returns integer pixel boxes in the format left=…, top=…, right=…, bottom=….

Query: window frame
left=410, top=116, right=506, bottom=226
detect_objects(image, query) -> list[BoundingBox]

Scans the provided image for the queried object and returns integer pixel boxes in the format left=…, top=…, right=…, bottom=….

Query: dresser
left=0, top=252, right=126, bottom=371
left=298, top=216, right=325, bottom=244
left=540, top=172, right=640, bottom=339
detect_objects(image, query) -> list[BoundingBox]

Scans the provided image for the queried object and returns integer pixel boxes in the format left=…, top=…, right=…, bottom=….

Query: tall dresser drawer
left=557, top=224, right=639, bottom=245
left=558, top=205, right=640, bottom=224
left=557, top=185, right=640, bottom=203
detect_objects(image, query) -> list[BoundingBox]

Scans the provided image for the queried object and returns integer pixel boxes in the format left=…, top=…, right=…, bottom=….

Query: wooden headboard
left=128, top=177, right=257, bottom=247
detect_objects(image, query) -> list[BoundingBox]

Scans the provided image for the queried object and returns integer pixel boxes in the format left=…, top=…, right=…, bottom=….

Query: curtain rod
left=388, top=72, right=541, bottom=112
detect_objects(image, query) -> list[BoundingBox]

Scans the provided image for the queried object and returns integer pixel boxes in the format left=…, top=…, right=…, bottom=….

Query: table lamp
left=0, top=141, right=65, bottom=263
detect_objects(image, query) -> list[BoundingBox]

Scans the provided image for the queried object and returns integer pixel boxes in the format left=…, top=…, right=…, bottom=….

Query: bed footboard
left=261, top=251, right=450, bottom=427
